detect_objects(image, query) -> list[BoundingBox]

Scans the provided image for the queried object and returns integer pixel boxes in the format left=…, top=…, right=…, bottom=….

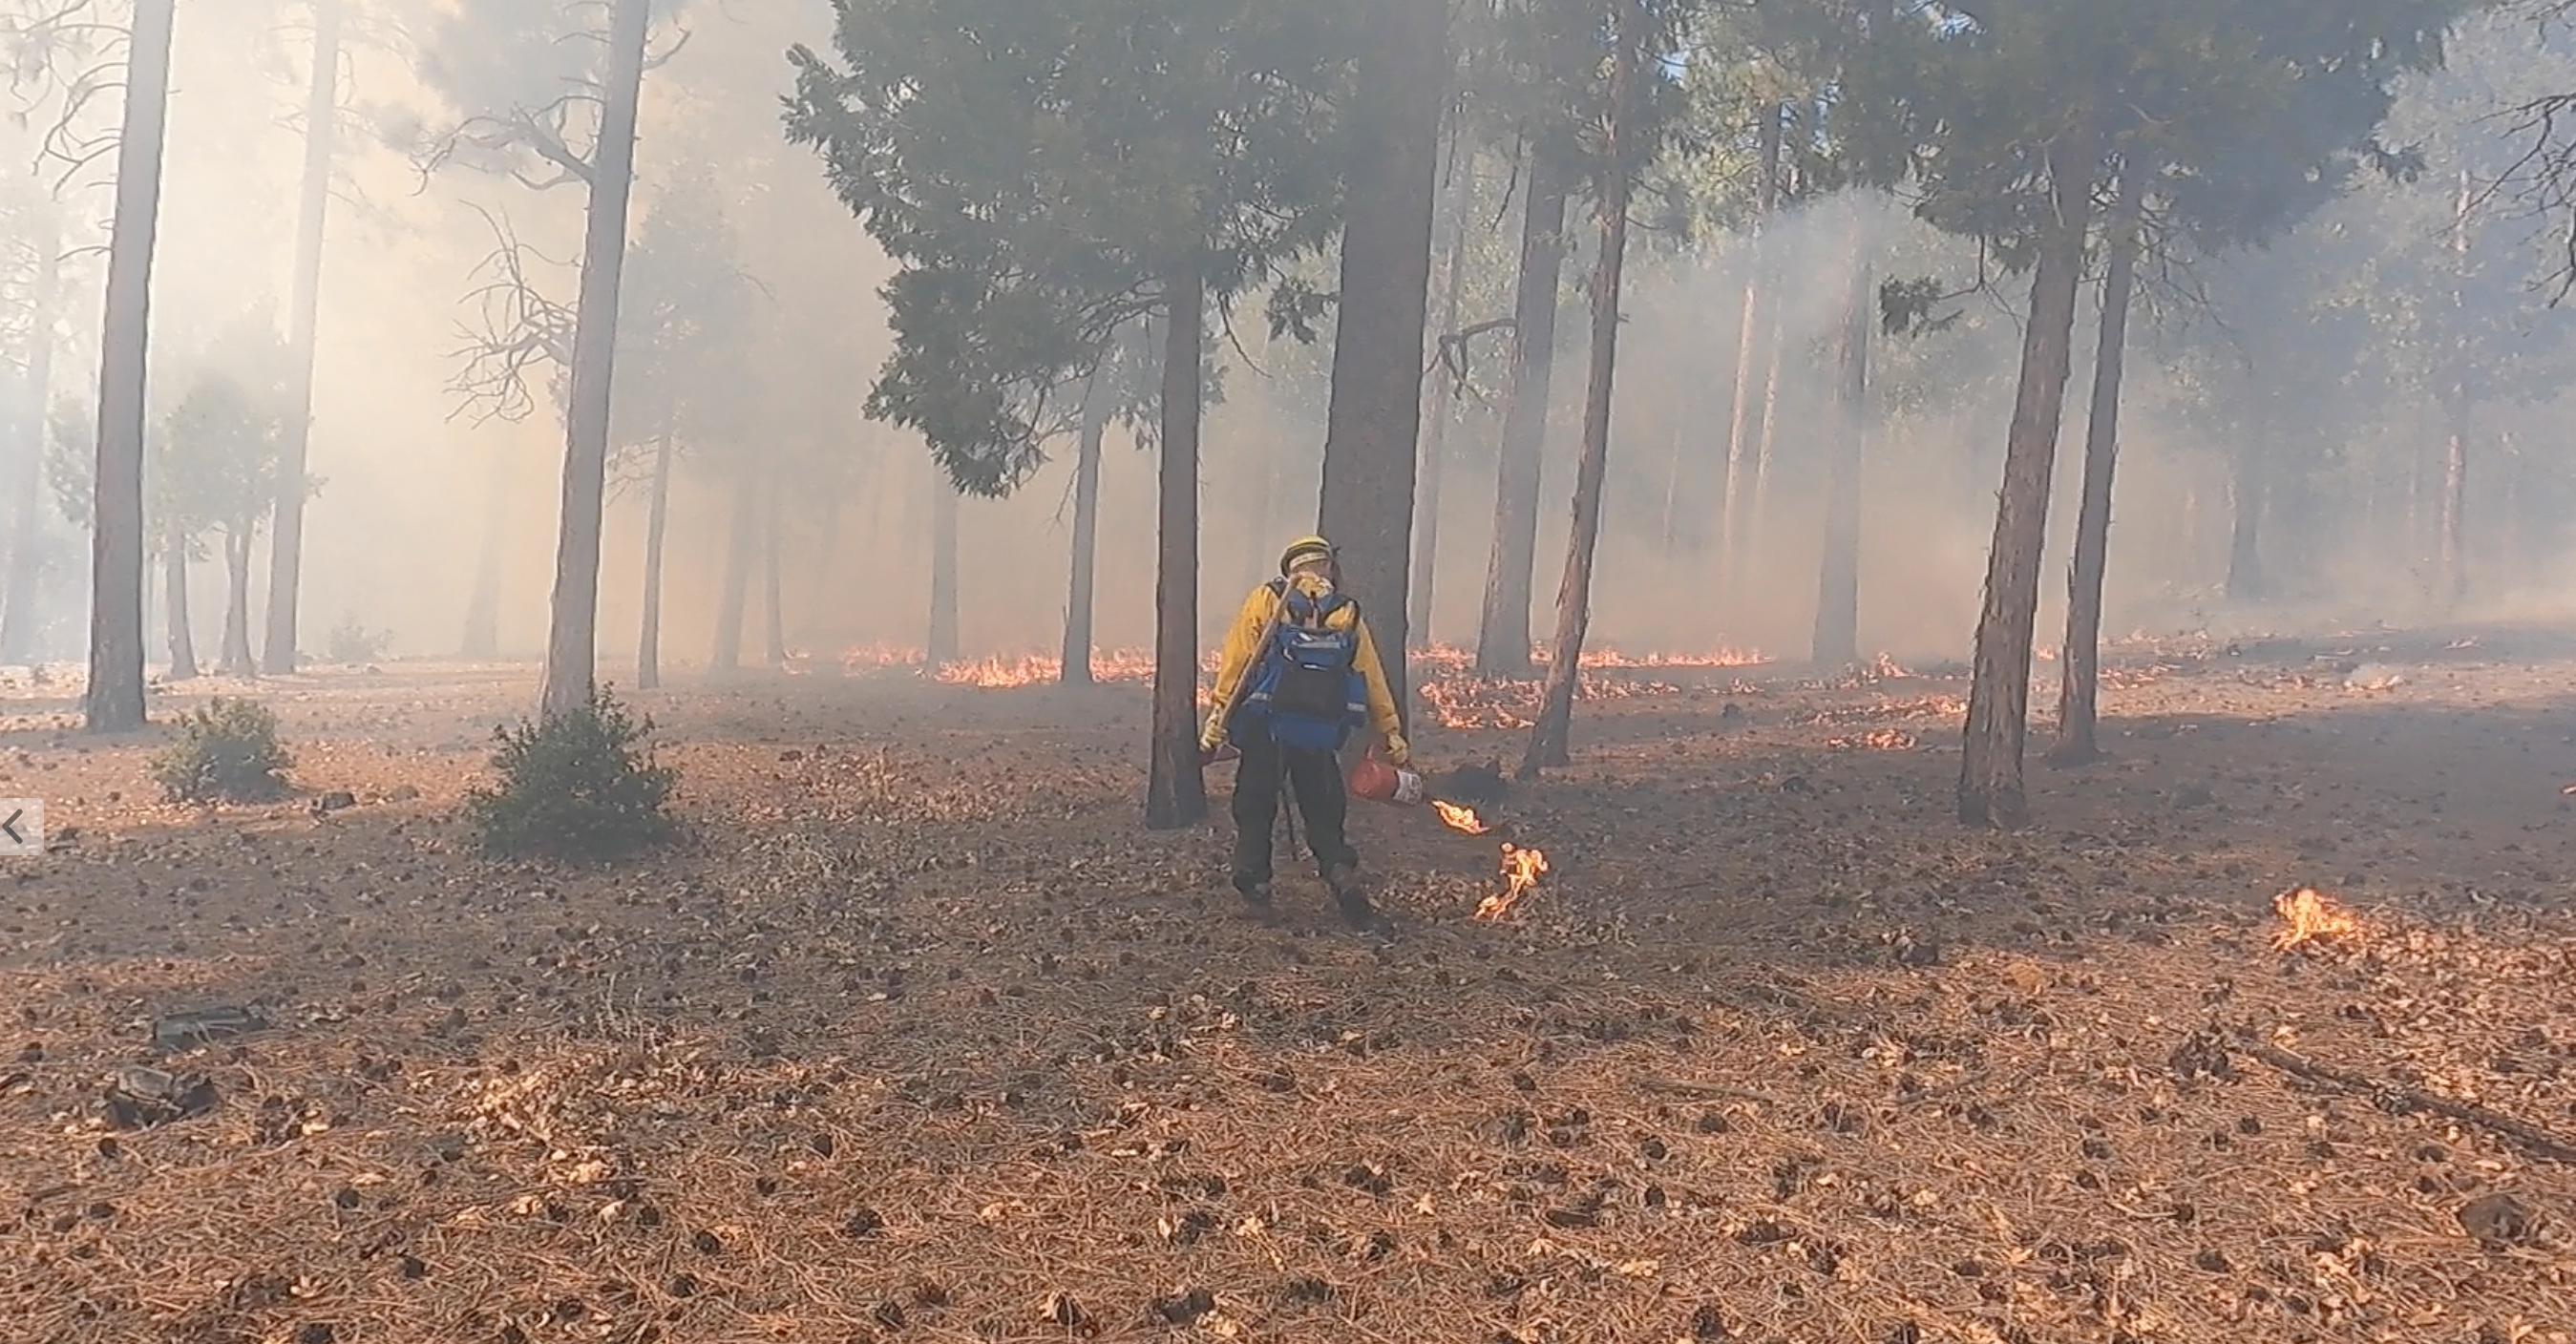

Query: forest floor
left=4, top=631, right=2576, bottom=1344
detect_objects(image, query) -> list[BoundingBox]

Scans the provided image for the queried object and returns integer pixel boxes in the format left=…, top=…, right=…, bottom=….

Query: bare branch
left=510, top=164, right=587, bottom=193
left=3, top=0, right=128, bottom=195
left=412, top=94, right=601, bottom=195
left=643, top=26, right=691, bottom=73
left=2483, top=90, right=2576, bottom=301
left=1425, top=316, right=1517, bottom=389
left=446, top=205, right=577, bottom=425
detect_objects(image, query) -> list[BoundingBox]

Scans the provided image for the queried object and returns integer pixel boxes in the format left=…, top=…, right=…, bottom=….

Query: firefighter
left=1201, top=535, right=1409, bottom=930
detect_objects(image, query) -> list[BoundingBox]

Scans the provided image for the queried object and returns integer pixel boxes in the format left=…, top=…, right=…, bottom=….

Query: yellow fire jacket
left=1203, top=578, right=1406, bottom=761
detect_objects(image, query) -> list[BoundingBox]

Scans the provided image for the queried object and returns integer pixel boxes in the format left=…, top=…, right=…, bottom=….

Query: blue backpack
left=1240, top=580, right=1368, bottom=752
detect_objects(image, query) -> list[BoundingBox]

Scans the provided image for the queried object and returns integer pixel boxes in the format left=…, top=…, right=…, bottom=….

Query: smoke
left=5, top=1, right=2572, bottom=682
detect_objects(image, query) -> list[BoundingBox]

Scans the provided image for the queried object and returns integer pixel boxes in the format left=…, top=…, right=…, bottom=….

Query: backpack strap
left=1270, top=579, right=1359, bottom=630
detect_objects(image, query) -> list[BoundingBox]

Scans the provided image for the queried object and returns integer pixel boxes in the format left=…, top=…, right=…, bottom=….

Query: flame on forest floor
left=937, top=656, right=1062, bottom=688
left=2272, top=887, right=2363, bottom=953
left=1805, top=695, right=1966, bottom=727
left=1432, top=801, right=1490, bottom=835
left=1412, top=643, right=1765, bottom=673
left=1474, top=844, right=1550, bottom=921
left=839, top=643, right=926, bottom=674
left=1419, top=672, right=1695, bottom=731
left=936, top=649, right=1181, bottom=687
left=1573, top=646, right=1765, bottom=670
left=1826, top=728, right=1918, bottom=751
left=1409, top=644, right=1764, bottom=730
left=839, top=647, right=1215, bottom=687
left=1420, top=680, right=1537, bottom=731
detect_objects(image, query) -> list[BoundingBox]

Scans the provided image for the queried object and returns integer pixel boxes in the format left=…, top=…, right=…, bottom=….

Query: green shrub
left=154, top=698, right=293, bottom=803
left=466, top=684, right=676, bottom=862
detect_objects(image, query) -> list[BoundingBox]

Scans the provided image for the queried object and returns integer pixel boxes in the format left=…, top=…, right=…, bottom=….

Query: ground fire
left=1431, top=801, right=1490, bottom=835
left=1473, top=844, right=1551, bottom=921
left=2272, top=886, right=2363, bottom=952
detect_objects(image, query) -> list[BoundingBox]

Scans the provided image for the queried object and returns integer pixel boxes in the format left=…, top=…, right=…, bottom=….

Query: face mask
left=1290, top=571, right=1335, bottom=600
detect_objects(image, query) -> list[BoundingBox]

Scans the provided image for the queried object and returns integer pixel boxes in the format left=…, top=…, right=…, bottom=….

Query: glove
left=1383, top=733, right=1410, bottom=767
left=1199, top=714, right=1227, bottom=755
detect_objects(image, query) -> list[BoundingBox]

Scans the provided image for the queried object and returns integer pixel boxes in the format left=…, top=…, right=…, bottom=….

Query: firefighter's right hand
left=1198, top=714, right=1227, bottom=756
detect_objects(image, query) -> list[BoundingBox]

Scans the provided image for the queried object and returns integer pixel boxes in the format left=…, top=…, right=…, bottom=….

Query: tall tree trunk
left=85, top=0, right=179, bottom=731
left=2439, top=168, right=2472, bottom=610
left=762, top=462, right=787, bottom=668
left=2183, top=484, right=2205, bottom=589
left=2503, top=430, right=2532, bottom=577
left=1519, top=0, right=1637, bottom=779
left=813, top=493, right=843, bottom=607
left=1957, top=128, right=2099, bottom=829
left=1473, top=153, right=1571, bottom=677
left=1144, top=260, right=1209, bottom=830
left=0, top=210, right=60, bottom=664
left=635, top=429, right=674, bottom=688
left=219, top=525, right=255, bottom=676
left=1811, top=220, right=1871, bottom=670
left=1658, top=420, right=1686, bottom=556
left=535, top=0, right=648, bottom=719
left=711, top=457, right=756, bottom=673
left=1243, top=442, right=1280, bottom=588
left=2439, top=399, right=2469, bottom=608
left=2048, top=168, right=2146, bottom=767
left=1410, top=388, right=1449, bottom=651
left=262, top=0, right=340, bottom=676
left=163, top=528, right=197, bottom=682
left=0, top=436, right=41, bottom=664
left=2402, top=400, right=2428, bottom=584
left=2226, top=435, right=2266, bottom=603
left=1061, top=368, right=1110, bottom=685
left=1409, top=158, right=1474, bottom=650
left=1718, top=105, right=1785, bottom=588
left=927, top=473, right=959, bottom=668
left=1315, top=0, right=1446, bottom=724
left=1742, top=302, right=1786, bottom=574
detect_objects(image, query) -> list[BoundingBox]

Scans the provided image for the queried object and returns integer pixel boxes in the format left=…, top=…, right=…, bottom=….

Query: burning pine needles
left=2272, top=886, right=2364, bottom=953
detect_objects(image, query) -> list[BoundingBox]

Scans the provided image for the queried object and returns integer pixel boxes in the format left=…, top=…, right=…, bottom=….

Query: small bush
left=154, top=698, right=293, bottom=803
left=466, top=684, right=676, bottom=862
left=326, top=615, right=392, bottom=665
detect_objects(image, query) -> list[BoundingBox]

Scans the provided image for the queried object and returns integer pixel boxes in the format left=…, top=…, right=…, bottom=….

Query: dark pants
left=1230, top=729, right=1357, bottom=888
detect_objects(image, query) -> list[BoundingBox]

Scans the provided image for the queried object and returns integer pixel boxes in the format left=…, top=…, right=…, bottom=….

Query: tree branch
left=412, top=95, right=600, bottom=195
left=2232, top=1029, right=2576, bottom=1166
left=643, top=25, right=690, bottom=73
left=1426, top=315, right=1517, bottom=389
left=446, top=205, right=576, bottom=425
left=2485, top=91, right=2576, bottom=302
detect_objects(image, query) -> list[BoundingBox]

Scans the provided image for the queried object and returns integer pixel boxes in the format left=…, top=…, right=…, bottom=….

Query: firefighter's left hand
left=1383, top=733, right=1410, bottom=767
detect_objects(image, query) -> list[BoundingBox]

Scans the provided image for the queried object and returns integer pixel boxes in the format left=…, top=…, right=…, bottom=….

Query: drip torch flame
left=2271, top=887, right=2362, bottom=952
left=1432, top=801, right=1490, bottom=835
left=1474, top=844, right=1549, bottom=921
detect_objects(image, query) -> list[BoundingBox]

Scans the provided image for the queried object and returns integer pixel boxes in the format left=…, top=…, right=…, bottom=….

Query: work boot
left=1325, top=864, right=1381, bottom=933
left=1233, top=874, right=1274, bottom=909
